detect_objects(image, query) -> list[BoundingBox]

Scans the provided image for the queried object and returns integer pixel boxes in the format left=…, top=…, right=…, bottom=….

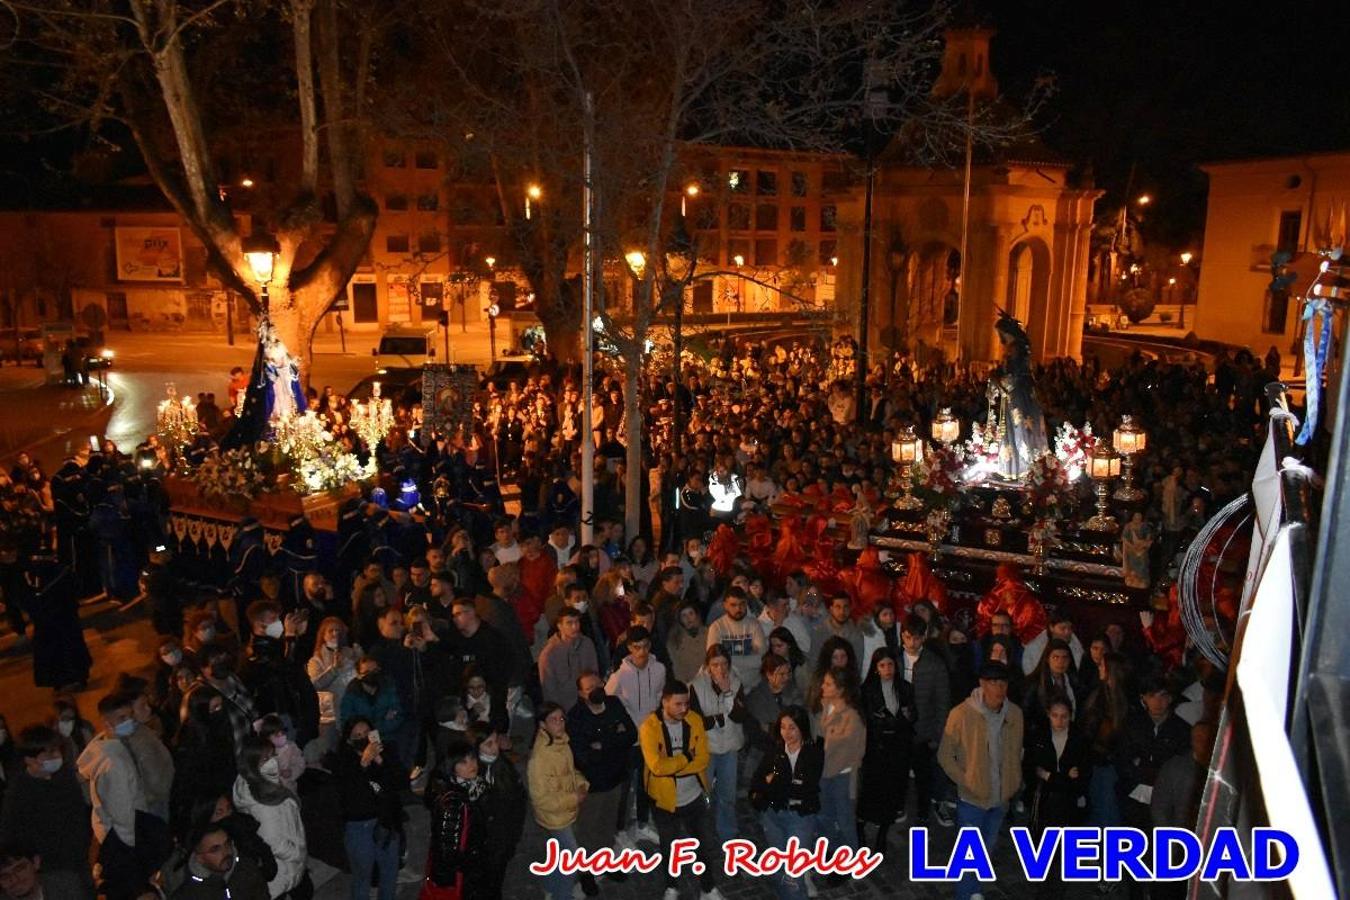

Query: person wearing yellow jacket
left=527, top=702, right=596, bottom=900
left=638, top=681, right=726, bottom=900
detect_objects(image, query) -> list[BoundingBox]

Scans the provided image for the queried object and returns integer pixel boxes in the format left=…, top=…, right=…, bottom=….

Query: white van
left=372, top=327, right=436, bottom=372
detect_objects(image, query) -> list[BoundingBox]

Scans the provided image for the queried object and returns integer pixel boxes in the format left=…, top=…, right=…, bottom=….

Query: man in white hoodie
left=77, top=692, right=168, bottom=900
left=547, top=524, right=576, bottom=570
left=605, top=626, right=666, bottom=845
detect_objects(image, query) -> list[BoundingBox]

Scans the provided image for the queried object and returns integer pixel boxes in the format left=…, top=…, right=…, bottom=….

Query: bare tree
left=399, top=0, right=1046, bottom=539
left=0, top=0, right=382, bottom=380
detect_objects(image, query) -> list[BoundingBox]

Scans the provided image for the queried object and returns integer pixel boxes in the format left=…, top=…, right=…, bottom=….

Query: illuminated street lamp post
left=243, top=229, right=280, bottom=312
left=486, top=302, right=500, bottom=362
left=525, top=183, right=542, bottom=220
left=681, top=182, right=700, bottom=217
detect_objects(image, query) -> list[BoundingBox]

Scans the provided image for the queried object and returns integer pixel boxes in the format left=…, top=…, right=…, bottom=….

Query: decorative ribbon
left=218, top=524, right=236, bottom=553
left=203, top=522, right=219, bottom=549
left=1297, top=296, right=1333, bottom=445
left=264, top=532, right=284, bottom=556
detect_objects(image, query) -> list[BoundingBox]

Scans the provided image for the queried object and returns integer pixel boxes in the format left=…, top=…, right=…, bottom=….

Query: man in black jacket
left=902, top=614, right=952, bottom=826
left=567, top=671, right=637, bottom=858
left=170, top=823, right=270, bottom=900
left=1116, top=678, right=1192, bottom=900
left=444, top=596, right=515, bottom=704
left=0, top=726, right=91, bottom=881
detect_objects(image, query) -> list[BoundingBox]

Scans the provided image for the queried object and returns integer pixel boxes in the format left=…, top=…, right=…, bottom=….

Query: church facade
left=835, top=28, right=1101, bottom=364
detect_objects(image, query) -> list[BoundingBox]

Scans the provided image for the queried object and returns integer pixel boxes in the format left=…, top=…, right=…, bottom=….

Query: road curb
left=1, top=383, right=117, bottom=463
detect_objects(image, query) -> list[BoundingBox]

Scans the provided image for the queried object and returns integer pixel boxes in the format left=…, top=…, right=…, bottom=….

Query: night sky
left=3, top=0, right=1347, bottom=254
left=990, top=0, right=1350, bottom=249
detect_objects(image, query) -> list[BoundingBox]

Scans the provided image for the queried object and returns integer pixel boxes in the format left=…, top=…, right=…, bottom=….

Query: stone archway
left=906, top=241, right=960, bottom=351
left=1006, top=237, right=1051, bottom=348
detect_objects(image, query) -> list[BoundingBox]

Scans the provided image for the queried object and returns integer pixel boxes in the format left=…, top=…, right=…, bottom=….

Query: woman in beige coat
left=526, top=702, right=594, bottom=900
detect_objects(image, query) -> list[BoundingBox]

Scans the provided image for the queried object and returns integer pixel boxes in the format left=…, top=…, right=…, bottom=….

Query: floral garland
left=187, top=447, right=267, bottom=502
left=271, top=410, right=375, bottom=496
left=1053, top=421, right=1094, bottom=482
left=1026, top=450, right=1076, bottom=519
left=911, top=443, right=967, bottom=510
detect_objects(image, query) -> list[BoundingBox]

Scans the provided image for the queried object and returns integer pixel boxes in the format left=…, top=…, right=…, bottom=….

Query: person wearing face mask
left=237, top=601, right=320, bottom=750
left=183, top=611, right=235, bottom=666
left=0, top=726, right=91, bottom=883
left=460, top=726, right=525, bottom=897
left=231, top=738, right=306, bottom=900
left=255, top=717, right=305, bottom=794
left=339, top=658, right=405, bottom=742
left=76, top=692, right=173, bottom=900
left=195, top=646, right=257, bottom=761
left=305, top=617, right=362, bottom=754
left=168, top=689, right=240, bottom=840
left=325, top=719, right=403, bottom=900
left=110, top=675, right=175, bottom=823
left=566, top=672, right=636, bottom=860
left=49, top=700, right=93, bottom=764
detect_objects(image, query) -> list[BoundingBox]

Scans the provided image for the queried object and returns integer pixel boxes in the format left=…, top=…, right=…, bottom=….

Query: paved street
left=0, top=329, right=1122, bottom=898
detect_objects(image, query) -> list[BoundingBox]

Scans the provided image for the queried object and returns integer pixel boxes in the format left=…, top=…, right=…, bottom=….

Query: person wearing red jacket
left=515, top=535, right=555, bottom=643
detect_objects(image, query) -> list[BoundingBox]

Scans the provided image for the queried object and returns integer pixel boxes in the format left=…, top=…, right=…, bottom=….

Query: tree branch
left=292, top=0, right=319, bottom=196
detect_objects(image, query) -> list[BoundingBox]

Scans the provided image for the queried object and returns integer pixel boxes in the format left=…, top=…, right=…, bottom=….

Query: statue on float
left=987, top=310, right=1049, bottom=480
left=223, top=316, right=308, bottom=450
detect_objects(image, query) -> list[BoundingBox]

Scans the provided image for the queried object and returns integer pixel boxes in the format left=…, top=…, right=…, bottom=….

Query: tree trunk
left=622, top=342, right=643, bottom=544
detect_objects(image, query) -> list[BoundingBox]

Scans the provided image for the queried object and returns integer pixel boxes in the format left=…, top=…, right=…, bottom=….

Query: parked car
left=347, top=368, right=422, bottom=408
left=0, top=328, right=43, bottom=364
left=77, top=336, right=114, bottom=371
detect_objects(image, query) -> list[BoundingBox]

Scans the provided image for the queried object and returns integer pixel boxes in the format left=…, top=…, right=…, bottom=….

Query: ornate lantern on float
left=931, top=407, right=960, bottom=445
left=890, top=425, right=925, bottom=510
left=1084, top=439, right=1122, bottom=531
left=1111, top=414, right=1148, bottom=503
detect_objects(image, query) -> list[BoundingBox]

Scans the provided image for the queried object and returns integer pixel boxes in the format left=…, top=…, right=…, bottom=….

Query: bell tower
left=931, top=27, right=1000, bottom=100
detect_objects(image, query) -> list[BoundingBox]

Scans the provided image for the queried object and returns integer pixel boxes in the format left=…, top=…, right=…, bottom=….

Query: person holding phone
left=327, top=719, right=403, bottom=900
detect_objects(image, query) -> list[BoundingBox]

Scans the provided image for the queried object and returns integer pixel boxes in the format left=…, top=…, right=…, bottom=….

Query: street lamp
left=681, top=182, right=700, bottom=217
left=930, top=407, right=960, bottom=445
left=890, top=425, right=925, bottom=510
left=243, top=229, right=280, bottom=312
left=1111, top=414, right=1148, bottom=502
left=525, top=183, right=542, bottom=220
left=625, top=250, right=647, bottom=280
left=731, top=254, right=745, bottom=317
left=485, top=256, right=496, bottom=272
left=1179, top=251, right=1193, bottom=266
left=1136, top=194, right=1151, bottom=206
left=1084, top=439, right=1122, bottom=531
left=486, top=302, right=500, bottom=361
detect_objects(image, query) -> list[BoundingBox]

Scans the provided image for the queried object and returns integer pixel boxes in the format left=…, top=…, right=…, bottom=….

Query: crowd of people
left=0, top=330, right=1289, bottom=900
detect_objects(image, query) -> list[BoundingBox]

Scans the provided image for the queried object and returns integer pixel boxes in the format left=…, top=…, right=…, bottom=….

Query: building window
left=728, top=238, right=751, bottom=265
left=756, top=204, right=779, bottom=231
left=1277, top=210, right=1302, bottom=255
left=352, top=283, right=378, bottom=323
left=385, top=234, right=410, bottom=253
left=790, top=206, right=807, bottom=232
left=697, top=235, right=720, bottom=263
left=755, top=238, right=777, bottom=267
left=786, top=240, right=811, bottom=267
left=382, top=150, right=406, bottom=168
left=416, top=193, right=439, bottom=212
left=695, top=204, right=719, bottom=231
left=385, top=194, right=408, bottom=211
left=757, top=171, right=778, bottom=196
left=418, top=232, right=441, bottom=254
left=791, top=171, right=808, bottom=197
left=727, top=203, right=751, bottom=231
left=728, top=169, right=750, bottom=193
left=819, top=239, right=837, bottom=265
left=415, top=151, right=439, bottom=169
left=820, top=205, right=837, bottom=232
